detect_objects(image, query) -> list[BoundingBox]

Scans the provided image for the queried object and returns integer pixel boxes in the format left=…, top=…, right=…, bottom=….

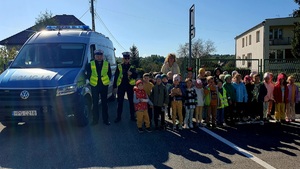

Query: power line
left=79, top=8, right=90, bottom=20
left=95, top=11, right=126, bottom=51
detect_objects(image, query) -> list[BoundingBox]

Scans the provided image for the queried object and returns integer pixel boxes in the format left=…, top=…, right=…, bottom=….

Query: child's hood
left=276, top=73, right=285, bottom=85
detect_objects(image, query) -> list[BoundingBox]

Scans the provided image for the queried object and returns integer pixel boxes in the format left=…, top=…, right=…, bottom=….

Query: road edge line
left=200, top=127, right=276, bottom=169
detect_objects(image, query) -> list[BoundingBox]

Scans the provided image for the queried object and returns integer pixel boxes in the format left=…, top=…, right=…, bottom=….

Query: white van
left=0, top=25, right=116, bottom=127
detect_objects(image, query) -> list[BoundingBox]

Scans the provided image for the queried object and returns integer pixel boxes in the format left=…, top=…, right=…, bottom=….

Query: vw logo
left=20, top=90, right=30, bottom=99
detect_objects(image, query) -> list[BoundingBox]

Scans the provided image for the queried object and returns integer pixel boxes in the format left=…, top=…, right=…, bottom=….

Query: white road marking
left=200, top=127, right=276, bottom=169
left=290, top=122, right=300, bottom=126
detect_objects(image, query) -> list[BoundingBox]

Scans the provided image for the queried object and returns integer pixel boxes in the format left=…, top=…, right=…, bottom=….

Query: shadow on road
left=212, top=122, right=300, bottom=158
left=5, top=101, right=299, bottom=168
left=0, top=100, right=239, bottom=168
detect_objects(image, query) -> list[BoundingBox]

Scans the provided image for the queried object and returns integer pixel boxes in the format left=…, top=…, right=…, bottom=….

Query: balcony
left=269, top=37, right=291, bottom=46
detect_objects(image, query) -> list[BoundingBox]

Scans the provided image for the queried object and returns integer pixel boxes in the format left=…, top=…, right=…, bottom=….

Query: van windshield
left=11, top=43, right=86, bottom=68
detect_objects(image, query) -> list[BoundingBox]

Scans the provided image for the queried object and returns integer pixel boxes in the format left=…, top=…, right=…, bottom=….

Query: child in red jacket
left=133, top=80, right=153, bottom=133
left=273, top=73, right=289, bottom=122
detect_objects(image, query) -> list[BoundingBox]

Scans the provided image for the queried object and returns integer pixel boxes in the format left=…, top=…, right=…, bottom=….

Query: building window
left=249, top=35, right=252, bottom=45
left=269, top=29, right=273, bottom=39
left=247, top=53, right=252, bottom=68
left=277, top=49, right=283, bottom=60
left=269, top=28, right=283, bottom=39
left=246, top=36, right=248, bottom=46
left=274, top=29, right=278, bottom=40
left=269, top=50, right=276, bottom=62
left=256, top=31, right=260, bottom=42
left=242, top=55, right=245, bottom=65
left=278, top=29, right=283, bottom=39
left=242, top=38, right=245, bottom=47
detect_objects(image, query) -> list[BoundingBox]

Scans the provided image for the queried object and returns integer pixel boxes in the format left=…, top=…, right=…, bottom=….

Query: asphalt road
left=0, top=100, right=299, bottom=169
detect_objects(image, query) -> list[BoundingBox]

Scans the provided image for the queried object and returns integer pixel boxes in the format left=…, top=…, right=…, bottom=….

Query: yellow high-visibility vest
left=117, top=64, right=123, bottom=86
left=117, top=64, right=136, bottom=86
left=128, top=65, right=136, bottom=86
left=90, top=60, right=110, bottom=86
left=218, top=88, right=229, bottom=108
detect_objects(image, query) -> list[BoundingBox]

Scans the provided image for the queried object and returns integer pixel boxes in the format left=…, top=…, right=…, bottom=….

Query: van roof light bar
left=45, top=25, right=91, bottom=31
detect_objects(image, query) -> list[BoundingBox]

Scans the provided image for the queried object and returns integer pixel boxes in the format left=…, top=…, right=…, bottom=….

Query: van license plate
left=12, top=110, right=37, bottom=116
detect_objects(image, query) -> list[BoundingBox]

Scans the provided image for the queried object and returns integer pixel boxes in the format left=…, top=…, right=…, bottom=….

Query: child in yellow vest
left=216, top=80, right=228, bottom=126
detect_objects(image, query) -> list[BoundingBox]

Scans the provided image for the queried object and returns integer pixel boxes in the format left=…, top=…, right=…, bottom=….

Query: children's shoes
left=145, top=127, right=152, bottom=132
left=138, top=128, right=144, bottom=133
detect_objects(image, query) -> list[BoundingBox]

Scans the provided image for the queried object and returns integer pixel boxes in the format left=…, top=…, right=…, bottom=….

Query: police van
left=0, top=25, right=116, bottom=127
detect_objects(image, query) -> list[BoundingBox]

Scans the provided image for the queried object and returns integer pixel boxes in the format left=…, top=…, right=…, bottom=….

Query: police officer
left=86, top=49, right=112, bottom=125
left=113, top=52, right=137, bottom=123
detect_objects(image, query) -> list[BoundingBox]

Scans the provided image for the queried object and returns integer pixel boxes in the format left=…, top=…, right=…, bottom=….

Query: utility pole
left=90, top=0, right=95, bottom=31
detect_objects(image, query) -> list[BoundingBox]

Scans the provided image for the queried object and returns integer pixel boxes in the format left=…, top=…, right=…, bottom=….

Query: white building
left=235, top=17, right=299, bottom=72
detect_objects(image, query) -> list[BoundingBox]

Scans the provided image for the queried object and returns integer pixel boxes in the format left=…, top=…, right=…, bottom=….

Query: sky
left=0, top=0, right=298, bottom=58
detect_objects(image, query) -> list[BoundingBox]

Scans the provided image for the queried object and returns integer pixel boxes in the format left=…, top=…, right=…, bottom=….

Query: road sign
left=189, top=4, right=195, bottom=67
left=191, top=27, right=195, bottom=39
left=190, top=4, right=195, bottom=39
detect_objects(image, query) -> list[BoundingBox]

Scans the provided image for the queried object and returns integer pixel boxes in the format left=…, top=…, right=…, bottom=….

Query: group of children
left=133, top=67, right=300, bottom=133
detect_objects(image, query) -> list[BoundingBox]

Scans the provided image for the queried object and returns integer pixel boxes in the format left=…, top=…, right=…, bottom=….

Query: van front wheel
left=74, top=97, right=92, bottom=127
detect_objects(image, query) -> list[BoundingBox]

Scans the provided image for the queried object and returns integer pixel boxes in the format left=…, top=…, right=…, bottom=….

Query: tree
left=130, top=44, right=140, bottom=68
left=0, top=46, right=18, bottom=72
left=291, top=0, right=300, bottom=58
left=177, top=38, right=216, bottom=58
left=293, top=0, right=300, bottom=17
left=140, top=55, right=165, bottom=73
left=33, top=10, right=57, bottom=31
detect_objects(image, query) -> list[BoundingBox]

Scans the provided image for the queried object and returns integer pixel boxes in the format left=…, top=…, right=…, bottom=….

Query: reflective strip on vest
left=90, top=60, right=110, bottom=86
left=117, top=64, right=123, bottom=86
left=101, top=61, right=110, bottom=86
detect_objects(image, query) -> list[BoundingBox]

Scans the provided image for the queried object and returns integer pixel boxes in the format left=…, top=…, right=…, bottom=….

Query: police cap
left=122, top=52, right=131, bottom=58
left=94, top=49, right=104, bottom=55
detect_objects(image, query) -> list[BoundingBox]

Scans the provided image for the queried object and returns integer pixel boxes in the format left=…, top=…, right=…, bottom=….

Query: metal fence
left=182, top=58, right=260, bottom=79
left=182, top=58, right=300, bottom=82
left=264, top=59, right=300, bottom=82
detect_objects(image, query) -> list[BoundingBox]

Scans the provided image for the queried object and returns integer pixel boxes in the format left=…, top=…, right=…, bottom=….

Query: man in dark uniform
left=86, top=49, right=112, bottom=125
left=113, top=52, right=137, bottom=123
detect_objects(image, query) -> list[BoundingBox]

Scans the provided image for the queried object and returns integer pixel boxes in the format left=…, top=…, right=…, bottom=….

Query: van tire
left=74, top=97, right=92, bottom=127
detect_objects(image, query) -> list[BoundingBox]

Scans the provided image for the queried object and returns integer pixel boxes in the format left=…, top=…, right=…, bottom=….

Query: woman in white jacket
left=161, top=53, right=180, bottom=75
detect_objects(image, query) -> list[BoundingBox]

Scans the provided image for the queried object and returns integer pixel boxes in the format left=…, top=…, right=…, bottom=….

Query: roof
left=234, top=21, right=265, bottom=40
left=234, top=17, right=298, bottom=39
left=0, top=14, right=86, bottom=46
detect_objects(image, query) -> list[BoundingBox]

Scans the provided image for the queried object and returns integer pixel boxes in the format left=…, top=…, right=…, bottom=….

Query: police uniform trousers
left=117, top=84, right=135, bottom=119
left=91, top=84, right=109, bottom=123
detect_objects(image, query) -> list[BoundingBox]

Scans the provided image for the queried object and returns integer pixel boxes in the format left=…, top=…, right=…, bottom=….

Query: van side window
left=90, top=45, right=96, bottom=61
left=96, top=46, right=116, bottom=66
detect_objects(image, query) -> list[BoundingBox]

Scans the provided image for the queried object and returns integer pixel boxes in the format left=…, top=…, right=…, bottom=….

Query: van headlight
left=56, top=84, right=77, bottom=96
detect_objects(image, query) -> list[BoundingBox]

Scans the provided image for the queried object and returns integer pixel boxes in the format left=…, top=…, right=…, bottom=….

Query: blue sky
left=0, top=0, right=298, bottom=57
